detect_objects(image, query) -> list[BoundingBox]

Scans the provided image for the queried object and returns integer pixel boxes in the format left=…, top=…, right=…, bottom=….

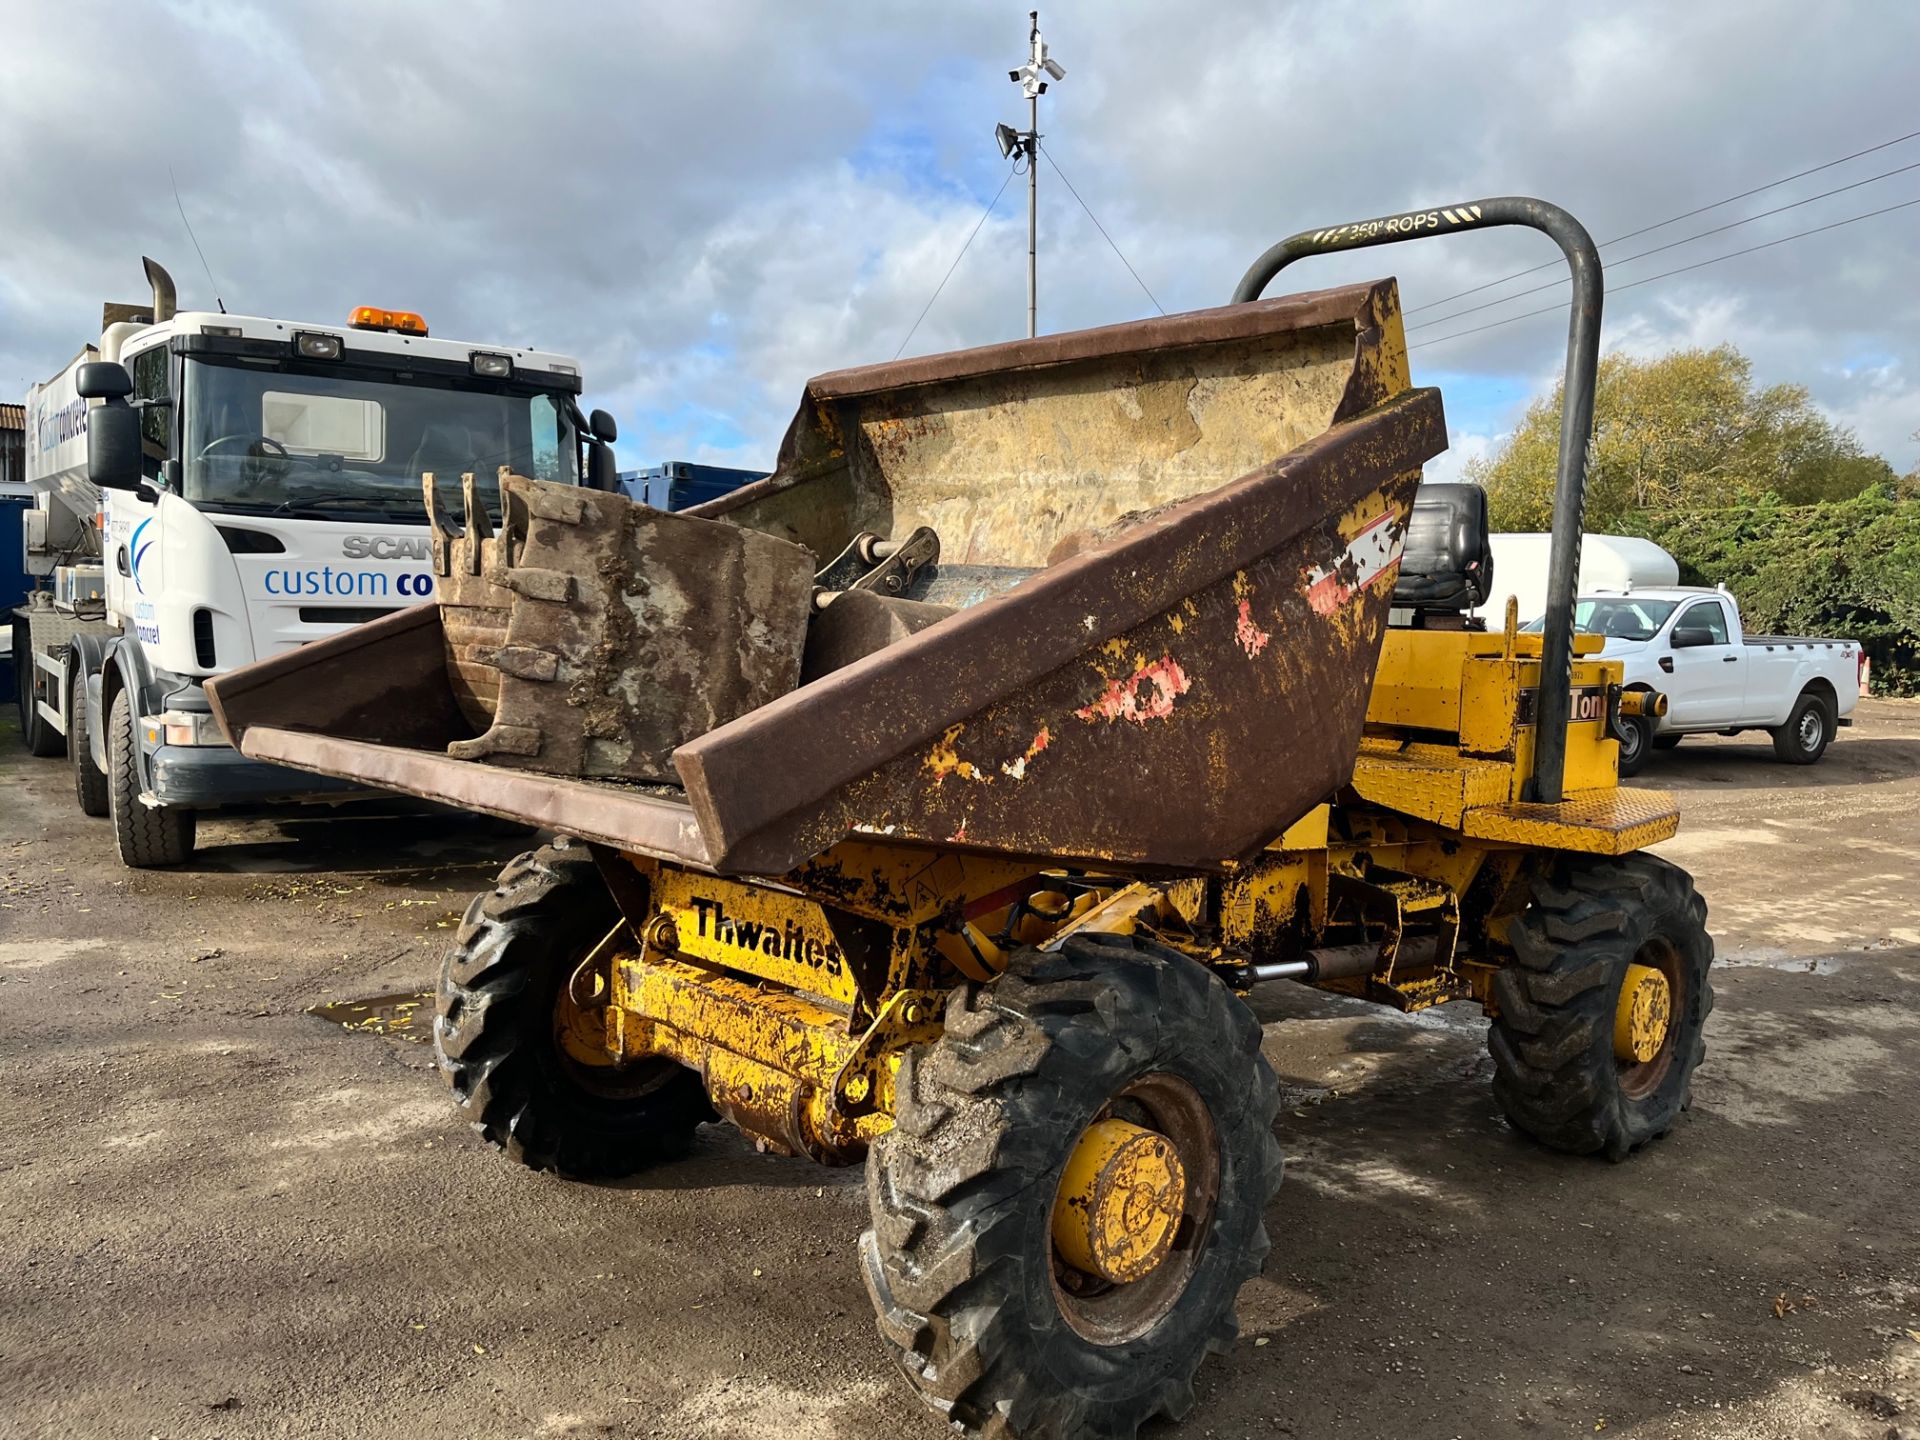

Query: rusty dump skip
left=209, top=280, right=1446, bottom=876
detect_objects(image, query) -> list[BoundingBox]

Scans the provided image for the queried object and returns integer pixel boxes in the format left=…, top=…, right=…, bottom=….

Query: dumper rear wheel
left=435, top=840, right=714, bottom=1178
left=861, top=933, right=1283, bottom=1440
left=1489, top=853, right=1712, bottom=1161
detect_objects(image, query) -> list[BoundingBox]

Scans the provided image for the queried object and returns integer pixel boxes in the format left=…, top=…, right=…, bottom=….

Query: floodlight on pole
left=1003, top=10, right=1063, bottom=339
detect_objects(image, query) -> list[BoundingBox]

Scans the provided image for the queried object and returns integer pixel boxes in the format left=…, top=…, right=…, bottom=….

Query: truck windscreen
left=1521, top=598, right=1679, bottom=641
left=179, top=356, right=579, bottom=521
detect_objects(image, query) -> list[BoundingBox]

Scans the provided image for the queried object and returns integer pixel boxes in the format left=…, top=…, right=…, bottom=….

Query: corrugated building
left=0, top=402, right=24, bottom=489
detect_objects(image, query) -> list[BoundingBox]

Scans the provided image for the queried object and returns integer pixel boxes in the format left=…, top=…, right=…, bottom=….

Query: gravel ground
left=2, top=700, right=1917, bottom=1440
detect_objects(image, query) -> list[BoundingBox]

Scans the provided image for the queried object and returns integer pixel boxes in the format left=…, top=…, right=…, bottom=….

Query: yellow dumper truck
left=208, top=197, right=1708, bottom=1439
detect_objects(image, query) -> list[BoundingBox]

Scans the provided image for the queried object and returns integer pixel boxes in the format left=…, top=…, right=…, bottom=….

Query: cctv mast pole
left=1028, top=77, right=1038, bottom=338
left=1007, top=10, right=1063, bottom=339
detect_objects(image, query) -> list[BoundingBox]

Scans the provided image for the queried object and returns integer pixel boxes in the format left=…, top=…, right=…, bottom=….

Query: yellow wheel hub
left=555, top=962, right=617, bottom=1070
left=1613, top=962, right=1672, bottom=1064
left=1051, top=1118, right=1187, bottom=1285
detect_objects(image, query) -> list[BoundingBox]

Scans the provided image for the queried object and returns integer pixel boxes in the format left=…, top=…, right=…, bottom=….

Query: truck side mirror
left=586, top=441, right=617, bottom=493
left=1670, top=626, right=1714, bottom=649
left=76, top=360, right=134, bottom=400
left=87, top=396, right=144, bottom=491
left=589, top=408, right=618, bottom=444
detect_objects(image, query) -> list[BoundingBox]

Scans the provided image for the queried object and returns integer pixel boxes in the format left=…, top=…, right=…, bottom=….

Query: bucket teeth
left=447, top=723, right=544, bottom=760
left=471, top=645, right=561, bottom=683
left=500, top=567, right=576, bottom=604
left=431, top=470, right=520, bottom=731
left=460, top=472, right=494, bottom=575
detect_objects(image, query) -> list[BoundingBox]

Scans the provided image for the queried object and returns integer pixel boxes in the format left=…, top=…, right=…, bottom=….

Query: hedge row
left=1635, top=489, right=1920, bottom=696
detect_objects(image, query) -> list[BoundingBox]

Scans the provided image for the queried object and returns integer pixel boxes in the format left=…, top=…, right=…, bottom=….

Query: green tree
left=1640, top=490, right=1920, bottom=696
left=1470, top=344, right=1893, bottom=530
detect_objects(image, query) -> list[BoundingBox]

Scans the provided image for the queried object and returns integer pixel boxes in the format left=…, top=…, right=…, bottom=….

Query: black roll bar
left=1232, top=196, right=1602, bottom=804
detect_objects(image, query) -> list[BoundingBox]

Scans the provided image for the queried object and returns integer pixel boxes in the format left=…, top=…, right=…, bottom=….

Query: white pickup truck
left=1529, top=586, right=1863, bottom=775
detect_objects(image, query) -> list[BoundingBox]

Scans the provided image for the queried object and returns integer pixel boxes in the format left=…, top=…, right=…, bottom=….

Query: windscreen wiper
left=267, top=493, right=413, bottom=518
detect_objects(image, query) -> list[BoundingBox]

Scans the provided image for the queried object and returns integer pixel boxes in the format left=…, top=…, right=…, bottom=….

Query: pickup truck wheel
left=13, top=624, right=64, bottom=757
left=435, top=840, right=714, bottom=1179
left=106, top=688, right=196, bottom=867
left=1771, top=692, right=1832, bottom=765
left=1615, top=715, right=1652, bottom=776
left=69, top=670, right=109, bottom=816
left=862, top=933, right=1284, bottom=1440
left=1489, top=853, right=1713, bottom=1161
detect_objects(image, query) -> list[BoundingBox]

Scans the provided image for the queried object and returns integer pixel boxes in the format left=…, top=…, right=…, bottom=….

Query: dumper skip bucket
left=208, top=280, right=1446, bottom=875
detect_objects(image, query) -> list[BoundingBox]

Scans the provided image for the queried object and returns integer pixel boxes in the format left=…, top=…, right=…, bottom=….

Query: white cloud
left=1427, top=429, right=1503, bottom=485
left=2, top=0, right=1916, bottom=478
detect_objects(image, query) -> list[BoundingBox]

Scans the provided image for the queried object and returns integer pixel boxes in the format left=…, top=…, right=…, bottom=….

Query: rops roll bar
left=1232, top=196, right=1602, bottom=804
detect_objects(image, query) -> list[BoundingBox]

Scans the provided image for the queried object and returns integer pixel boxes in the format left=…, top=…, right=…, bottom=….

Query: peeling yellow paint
left=923, top=723, right=991, bottom=785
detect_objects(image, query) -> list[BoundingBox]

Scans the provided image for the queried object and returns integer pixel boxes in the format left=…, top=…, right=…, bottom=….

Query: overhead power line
left=1037, top=141, right=1167, bottom=317
left=1411, top=193, right=1920, bottom=353
left=892, top=163, right=1019, bottom=361
left=1405, top=125, right=1920, bottom=317
left=1409, top=156, right=1920, bottom=333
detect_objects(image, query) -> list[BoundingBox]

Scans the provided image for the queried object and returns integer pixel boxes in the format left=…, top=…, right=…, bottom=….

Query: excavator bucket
left=424, top=468, right=815, bottom=782
left=208, top=279, right=1446, bottom=874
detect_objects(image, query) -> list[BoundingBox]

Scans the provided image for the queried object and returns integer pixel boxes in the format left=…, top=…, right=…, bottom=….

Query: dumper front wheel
left=435, top=840, right=714, bottom=1178
left=1490, top=853, right=1713, bottom=1161
left=861, top=934, right=1283, bottom=1440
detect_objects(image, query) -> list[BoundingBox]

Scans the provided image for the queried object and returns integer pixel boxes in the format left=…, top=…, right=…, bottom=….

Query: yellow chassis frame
left=567, top=612, right=1680, bottom=1162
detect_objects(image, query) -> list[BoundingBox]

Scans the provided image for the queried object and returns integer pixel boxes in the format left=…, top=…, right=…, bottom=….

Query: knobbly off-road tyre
left=434, top=839, right=713, bottom=1179
left=106, top=687, right=195, bottom=867
left=861, top=932, right=1284, bottom=1440
left=1490, top=853, right=1713, bottom=1161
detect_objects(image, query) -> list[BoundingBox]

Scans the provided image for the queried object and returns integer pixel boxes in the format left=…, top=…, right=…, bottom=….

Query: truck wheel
left=13, top=623, right=64, bottom=757
left=861, top=933, right=1283, bottom=1440
left=1489, top=854, right=1713, bottom=1161
left=1770, top=691, right=1832, bottom=765
left=69, top=671, right=109, bottom=817
left=434, top=840, right=714, bottom=1178
left=1614, top=714, right=1652, bottom=776
left=105, top=688, right=196, bottom=867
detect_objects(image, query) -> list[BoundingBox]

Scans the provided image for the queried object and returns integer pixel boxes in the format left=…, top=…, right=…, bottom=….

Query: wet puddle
left=1717, top=953, right=1847, bottom=975
left=307, top=990, right=435, bottom=1043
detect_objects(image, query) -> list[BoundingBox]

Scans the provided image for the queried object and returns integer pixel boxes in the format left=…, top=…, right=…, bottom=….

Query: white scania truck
left=12, top=259, right=614, bottom=867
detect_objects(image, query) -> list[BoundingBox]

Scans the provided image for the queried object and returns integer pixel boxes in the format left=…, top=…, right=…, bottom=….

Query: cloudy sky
left=4, top=1, right=1918, bottom=481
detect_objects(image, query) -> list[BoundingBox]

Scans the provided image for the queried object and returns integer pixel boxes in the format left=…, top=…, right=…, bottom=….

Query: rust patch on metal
left=1074, top=656, right=1192, bottom=725
left=677, top=387, right=1445, bottom=874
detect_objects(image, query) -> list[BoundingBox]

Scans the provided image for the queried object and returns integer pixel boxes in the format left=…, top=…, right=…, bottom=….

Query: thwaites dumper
left=208, top=198, right=1710, bottom=1440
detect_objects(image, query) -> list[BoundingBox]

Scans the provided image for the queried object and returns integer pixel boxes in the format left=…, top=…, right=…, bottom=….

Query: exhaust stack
left=142, top=257, right=177, bottom=324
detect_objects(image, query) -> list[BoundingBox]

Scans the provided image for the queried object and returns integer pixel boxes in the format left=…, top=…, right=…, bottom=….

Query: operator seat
left=1390, top=482, right=1494, bottom=621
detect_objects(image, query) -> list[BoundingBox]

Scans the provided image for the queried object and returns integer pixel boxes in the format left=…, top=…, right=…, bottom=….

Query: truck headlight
left=470, top=352, right=513, bottom=378
left=295, top=332, right=343, bottom=360
left=152, top=710, right=224, bottom=747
